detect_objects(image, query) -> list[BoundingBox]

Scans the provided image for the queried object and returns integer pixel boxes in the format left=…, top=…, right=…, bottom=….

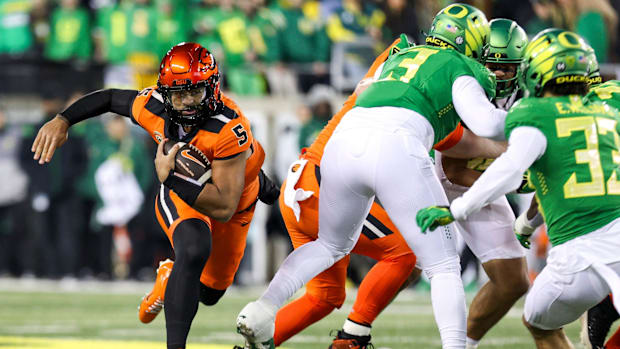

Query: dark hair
left=541, top=81, right=589, bottom=96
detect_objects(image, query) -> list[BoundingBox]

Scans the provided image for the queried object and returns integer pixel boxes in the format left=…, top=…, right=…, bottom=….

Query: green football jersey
left=587, top=80, right=620, bottom=110
left=505, top=95, right=620, bottom=246
left=355, top=45, right=496, bottom=145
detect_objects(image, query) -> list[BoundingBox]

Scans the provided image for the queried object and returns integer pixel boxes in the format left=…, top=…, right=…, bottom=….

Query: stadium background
left=0, top=0, right=619, bottom=347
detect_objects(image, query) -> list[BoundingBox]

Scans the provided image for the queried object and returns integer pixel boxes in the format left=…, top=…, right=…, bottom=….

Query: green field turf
left=0, top=279, right=585, bottom=349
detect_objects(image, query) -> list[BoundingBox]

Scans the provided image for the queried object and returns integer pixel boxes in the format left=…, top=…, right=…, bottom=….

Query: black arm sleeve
left=59, top=89, right=139, bottom=125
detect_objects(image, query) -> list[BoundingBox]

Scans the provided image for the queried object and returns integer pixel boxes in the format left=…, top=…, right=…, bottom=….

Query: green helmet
left=520, top=28, right=590, bottom=97
left=585, top=44, right=601, bottom=86
left=426, top=3, right=490, bottom=61
left=484, top=19, right=528, bottom=98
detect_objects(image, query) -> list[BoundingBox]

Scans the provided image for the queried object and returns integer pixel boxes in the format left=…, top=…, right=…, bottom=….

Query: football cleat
left=581, top=295, right=620, bottom=349
left=138, top=259, right=174, bottom=324
left=232, top=338, right=275, bottom=349
left=328, top=330, right=374, bottom=349
left=236, top=300, right=277, bottom=348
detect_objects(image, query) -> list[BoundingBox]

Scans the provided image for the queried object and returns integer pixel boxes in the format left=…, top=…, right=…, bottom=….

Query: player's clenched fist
left=31, top=115, right=70, bottom=165
left=154, top=139, right=180, bottom=183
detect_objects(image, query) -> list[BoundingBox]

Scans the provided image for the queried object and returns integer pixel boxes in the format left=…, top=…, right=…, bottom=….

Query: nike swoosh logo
left=241, top=222, right=249, bottom=227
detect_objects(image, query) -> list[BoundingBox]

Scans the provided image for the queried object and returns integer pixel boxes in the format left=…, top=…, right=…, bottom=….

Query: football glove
left=513, top=211, right=537, bottom=249
left=416, top=206, right=454, bottom=233
left=258, top=169, right=280, bottom=205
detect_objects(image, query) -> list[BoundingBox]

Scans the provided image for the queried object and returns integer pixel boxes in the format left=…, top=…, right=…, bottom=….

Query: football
left=163, top=141, right=212, bottom=185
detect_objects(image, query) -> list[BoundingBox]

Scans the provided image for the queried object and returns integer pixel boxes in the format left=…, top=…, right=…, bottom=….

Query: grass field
left=0, top=278, right=585, bottom=349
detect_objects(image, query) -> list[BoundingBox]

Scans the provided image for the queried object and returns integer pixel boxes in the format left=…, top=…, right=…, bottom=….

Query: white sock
left=430, top=272, right=467, bottom=349
left=465, top=337, right=479, bottom=349
left=260, top=240, right=340, bottom=308
left=343, top=319, right=371, bottom=337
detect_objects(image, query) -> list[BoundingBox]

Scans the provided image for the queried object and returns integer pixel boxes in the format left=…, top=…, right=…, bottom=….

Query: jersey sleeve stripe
left=213, top=114, right=232, bottom=124
left=201, top=118, right=227, bottom=133
left=145, top=97, right=166, bottom=117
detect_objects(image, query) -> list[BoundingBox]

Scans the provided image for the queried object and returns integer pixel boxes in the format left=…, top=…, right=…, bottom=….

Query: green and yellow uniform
left=505, top=96, right=620, bottom=245
left=587, top=80, right=620, bottom=110
left=355, top=45, right=496, bottom=144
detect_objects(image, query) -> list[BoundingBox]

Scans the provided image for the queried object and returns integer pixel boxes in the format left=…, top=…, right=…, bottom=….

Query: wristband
left=163, top=171, right=204, bottom=206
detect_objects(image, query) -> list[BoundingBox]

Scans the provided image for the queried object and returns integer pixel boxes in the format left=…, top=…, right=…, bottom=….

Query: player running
left=418, top=29, right=620, bottom=349
left=237, top=4, right=509, bottom=349
left=434, top=19, right=531, bottom=349
left=31, top=42, right=278, bottom=349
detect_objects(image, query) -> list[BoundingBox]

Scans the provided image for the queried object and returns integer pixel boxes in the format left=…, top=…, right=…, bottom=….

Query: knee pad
left=173, top=218, right=212, bottom=269
left=316, top=238, right=349, bottom=262
left=199, top=284, right=227, bottom=306
left=423, top=255, right=461, bottom=280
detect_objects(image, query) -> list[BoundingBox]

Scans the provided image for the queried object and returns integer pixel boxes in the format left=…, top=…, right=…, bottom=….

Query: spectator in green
left=326, top=0, right=385, bottom=44
left=77, top=115, right=153, bottom=279
left=272, top=0, right=330, bottom=92
left=44, top=0, right=91, bottom=61
left=154, top=0, right=190, bottom=58
left=94, top=0, right=131, bottom=65
left=298, top=84, right=333, bottom=149
left=0, top=0, right=33, bottom=55
left=191, top=0, right=223, bottom=59
left=124, top=0, right=159, bottom=89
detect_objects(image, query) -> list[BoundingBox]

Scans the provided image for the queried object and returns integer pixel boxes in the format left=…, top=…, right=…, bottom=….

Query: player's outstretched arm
left=31, top=115, right=69, bottom=164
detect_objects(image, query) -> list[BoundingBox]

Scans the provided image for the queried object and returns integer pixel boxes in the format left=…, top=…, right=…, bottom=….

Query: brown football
left=163, top=141, right=212, bottom=185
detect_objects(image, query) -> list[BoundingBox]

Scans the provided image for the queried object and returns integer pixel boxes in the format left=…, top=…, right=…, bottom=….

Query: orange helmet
left=157, top=42, right=221, bottom=126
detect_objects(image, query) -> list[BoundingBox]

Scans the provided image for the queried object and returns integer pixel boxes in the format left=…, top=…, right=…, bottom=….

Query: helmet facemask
left=157, top=42, right=222, bottom=128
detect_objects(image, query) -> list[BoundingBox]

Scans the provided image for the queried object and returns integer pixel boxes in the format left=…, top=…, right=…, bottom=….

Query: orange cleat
left=138, top=259, right=174, bottom=324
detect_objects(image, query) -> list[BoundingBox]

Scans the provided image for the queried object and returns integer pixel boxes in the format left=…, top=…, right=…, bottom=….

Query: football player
left=434, top=19, right=531, bottom=349
left=236, top=4, right=511, bottom=349
left=418, top=29, right=620, bottom=349
left=31, top=42, right=278, bottom=349
left=268, top=35, right=502, bottom=349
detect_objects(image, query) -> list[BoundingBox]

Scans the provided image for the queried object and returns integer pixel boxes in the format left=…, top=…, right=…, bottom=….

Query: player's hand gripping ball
left=163, top=140, right=212, bottom=185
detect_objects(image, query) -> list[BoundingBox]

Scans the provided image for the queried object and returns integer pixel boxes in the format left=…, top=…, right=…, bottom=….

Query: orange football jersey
left=130, top=87, right=265, bottom=211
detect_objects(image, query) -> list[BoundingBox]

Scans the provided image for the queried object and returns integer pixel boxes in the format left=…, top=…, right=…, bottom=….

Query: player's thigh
left=155, top=184, right=211, bottom=246
left=199, top=207, right=254, bottom=290
left=455, top=195, right=523, bottom=263
left=374, top=134, right=458, bottom=269
left=524, top=262, right=620, bottom=330
left=279, top=163, right=321, bottom=247
left=352, top=202, right=413, bottom=261
left=317, top=129, right=378, bottom=254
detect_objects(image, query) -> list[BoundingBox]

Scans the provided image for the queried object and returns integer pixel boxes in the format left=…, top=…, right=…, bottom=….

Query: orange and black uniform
left=60, top=85, right=265, bottom=348
left=130, top=88, right=264, bottom=289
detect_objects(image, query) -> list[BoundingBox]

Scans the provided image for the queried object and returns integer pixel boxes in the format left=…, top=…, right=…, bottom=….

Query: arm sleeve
left=452, top=75, right=507, bottom=141
left=60, top=89, right=138, bottom=125
left=450, top=126, right=547, bottom=220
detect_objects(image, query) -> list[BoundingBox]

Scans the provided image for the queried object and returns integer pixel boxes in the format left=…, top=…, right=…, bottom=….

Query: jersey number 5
left=232, top=124, right=248, bottom=146
left=557, top=116, right=620, bottom=198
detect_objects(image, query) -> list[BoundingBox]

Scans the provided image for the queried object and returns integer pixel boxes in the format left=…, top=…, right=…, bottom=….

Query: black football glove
left=258, top=169, right=280, bottom=205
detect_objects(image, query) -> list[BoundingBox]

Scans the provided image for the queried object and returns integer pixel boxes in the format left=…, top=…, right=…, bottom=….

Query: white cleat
left=236, top=299, right=278, bottom=348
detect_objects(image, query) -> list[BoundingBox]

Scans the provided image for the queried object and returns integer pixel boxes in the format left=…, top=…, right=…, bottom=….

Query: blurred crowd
left=0, top=0, right=619, bottom=282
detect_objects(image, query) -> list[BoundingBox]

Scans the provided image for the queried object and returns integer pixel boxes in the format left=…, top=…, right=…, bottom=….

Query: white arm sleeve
left=450, top=126, right=547, bottom=220
left=452, top=75, right=508, bottom=141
